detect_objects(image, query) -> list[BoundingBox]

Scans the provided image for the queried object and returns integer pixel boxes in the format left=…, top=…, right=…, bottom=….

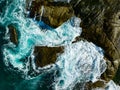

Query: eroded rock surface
left=8, top=25, right=18, bottom=45
left=28, top=0, right=74, bottom=27
left=8, top=0, right=120, bottom=85
left=71, top=0, right=120, bottom=81
left=34, top=46, right=63, bottom=67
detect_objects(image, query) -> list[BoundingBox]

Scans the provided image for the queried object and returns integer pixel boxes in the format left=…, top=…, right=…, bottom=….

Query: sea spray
left=1, top=0, right=81, bottom=71
left=0, top=0, right=108, bottom=90
left=53, top=41, right=106, bottom=90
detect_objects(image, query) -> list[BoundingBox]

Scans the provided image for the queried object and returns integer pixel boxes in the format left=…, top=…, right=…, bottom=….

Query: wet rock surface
left=26, top=0, right=120, bottom=83
left=8, top=25, right=18, bottom=45
left=34, top=46, right=63, bottom=67
left=8, top=0, right=120, bottom=88
left=28, top=0, right=74, bottom=27
left=71, top=0, right=120, bottom=82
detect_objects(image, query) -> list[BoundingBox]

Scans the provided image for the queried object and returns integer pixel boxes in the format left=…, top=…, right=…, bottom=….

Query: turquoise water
left=0, top=0, right=107, bottom=90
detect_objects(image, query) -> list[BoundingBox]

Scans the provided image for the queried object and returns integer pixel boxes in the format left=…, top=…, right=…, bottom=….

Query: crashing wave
left=0, top=0, right=107, bottom=90
left=105, top=80, right=120, bottom=90
left=1, top=0, right=81, bottom=70
left=54, top=41, right=106, bottom=90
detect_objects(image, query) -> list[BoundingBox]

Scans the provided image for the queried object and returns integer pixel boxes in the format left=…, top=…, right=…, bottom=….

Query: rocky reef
left=9, top=0, right=120, bottom=88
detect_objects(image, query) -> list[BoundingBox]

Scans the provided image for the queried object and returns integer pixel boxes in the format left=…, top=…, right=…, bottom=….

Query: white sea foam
left=54, top=41, right=106, bottom=90
left=105, top=80, right=120, bottom=90
left=1, top=0, right=81, bottom=70
left=0, top=0, right=107, bottom=90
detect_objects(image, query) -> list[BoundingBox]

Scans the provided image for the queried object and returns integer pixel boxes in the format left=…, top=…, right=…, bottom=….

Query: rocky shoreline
left=9, top=0, right=120, bottom=88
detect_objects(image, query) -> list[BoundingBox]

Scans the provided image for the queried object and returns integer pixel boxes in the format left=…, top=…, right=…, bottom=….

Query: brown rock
left=28, top=0, right=74, bottom=27
left=27, top=0, right=120, bottom=83
left=71, top=0, right=120, bottom=82
left=91, top=80, right=106, bottom=88
left=34, top=46, right=63, bottom=67
left=113, top=65, right=120, bottom=85
left=8, top=25, right=18, bottom=45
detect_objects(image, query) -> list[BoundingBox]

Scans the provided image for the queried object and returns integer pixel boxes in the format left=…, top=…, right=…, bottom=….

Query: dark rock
left=113, top=65, right=120, bottom=85
left=28, top=0, right=74, bottom=28
left=33, top=46, right=63, bottom=67
left=27, top=0, right=120, bottom=84
left=71, top=0, right=120, bottom=82
left=91, top=80, right=106, bottom=88
left=8, top=25, right=18, bottom=45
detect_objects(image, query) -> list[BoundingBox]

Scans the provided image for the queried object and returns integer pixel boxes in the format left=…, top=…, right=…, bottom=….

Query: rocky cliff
left=71, top=0, right=120, bottom=83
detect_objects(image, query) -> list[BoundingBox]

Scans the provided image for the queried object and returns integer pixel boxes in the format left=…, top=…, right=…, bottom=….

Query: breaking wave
left=1, top=0, right=117, bottom=90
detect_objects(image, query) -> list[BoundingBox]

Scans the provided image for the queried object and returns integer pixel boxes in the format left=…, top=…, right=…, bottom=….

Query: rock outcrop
left=71, top=0, right=120, bottom=82
left=8, top=25, right=18, bottom=45
left=28, top=0, right=74, bottom=27
left=33, top=46, right=63, bottom=67
left=27, top=0, right=120, bottom=82
left=8, top=0, right=120, bottom=86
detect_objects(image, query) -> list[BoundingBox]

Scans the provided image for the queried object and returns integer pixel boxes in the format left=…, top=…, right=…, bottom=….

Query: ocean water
left=0, top=0, right=117, bottom=90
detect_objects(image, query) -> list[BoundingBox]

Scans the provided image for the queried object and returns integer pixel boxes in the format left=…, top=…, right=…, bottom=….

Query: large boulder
left=28, top=0, right=74, bottom=27
left=33, top=46, right=63, bottom=67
